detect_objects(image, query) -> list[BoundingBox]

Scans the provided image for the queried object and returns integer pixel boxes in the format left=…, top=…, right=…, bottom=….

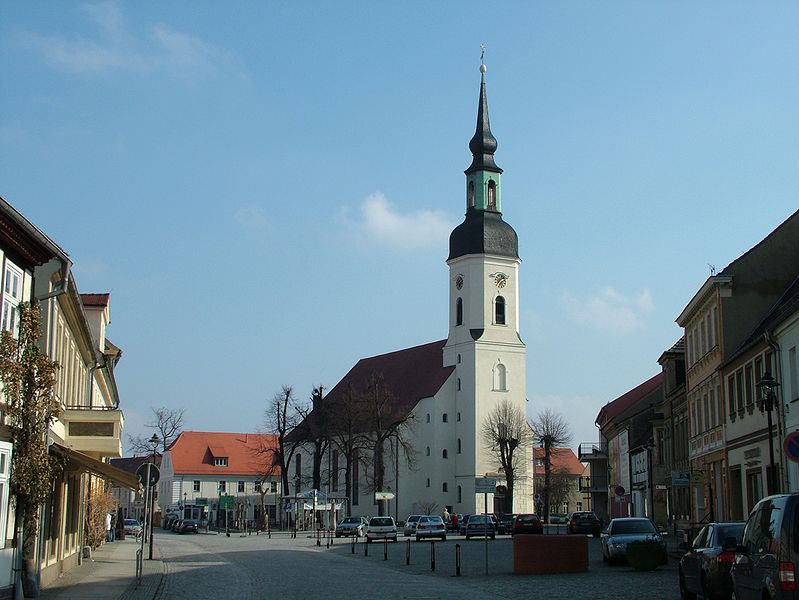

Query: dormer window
left=214, top=457, right=228, bottom=467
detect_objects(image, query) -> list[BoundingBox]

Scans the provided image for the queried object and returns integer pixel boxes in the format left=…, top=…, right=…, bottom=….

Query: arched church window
left=457, top=438, right=462, bottom=454
left=442, top=449, right=448, bottom=459
left=494, top=363, right=507, bottom=391
left=457, top=412, right=461, bottom=421
left=457, top=485, right=462, bottom=503
left=442, top=482, right=448, bottom=493
left=456, top=297, right=463, bottom=326
left=457, top=378, right=461, bottom=391
left=426, top=446, right=430, bottom=456
left=442, top=413, right=448, bottom=423
left=495, top=296, right=506, bottom=325
left=426, top=478, right=431, bottom=488
left=457, top=354, right=461, bottom=364
left=426, top=413, right=430, bottom=423
left=487, top=180, right=496, bottom=209
left=468, top=181, right=475, bottom=208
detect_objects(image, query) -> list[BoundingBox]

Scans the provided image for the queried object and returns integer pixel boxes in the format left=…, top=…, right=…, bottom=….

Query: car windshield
left=124, top=519, right=138, bottom=525
left=612, top=520, right=656, bottom=535
left=518, top=514, right=538, bottom=522
left=371, top=517, right=393, bottom=526
left=574, top=513, right=595, bottom=519
left=341, top=517, right=360, bottom=524
left=407, top=516, right=420, bottom=523
left=469, top=515, right=490, bottom=524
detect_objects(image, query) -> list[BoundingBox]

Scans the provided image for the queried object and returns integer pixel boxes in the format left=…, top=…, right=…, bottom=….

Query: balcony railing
left=579, top=475, right=609, bottom=493
left=578, top=441, right=608, bottom=460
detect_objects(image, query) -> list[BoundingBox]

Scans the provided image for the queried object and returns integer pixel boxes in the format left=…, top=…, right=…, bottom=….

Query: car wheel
left=491, top=535, right=495, bottom=540
left=678, top=568, right=696, bottom=600
left=700, top=574, right=711, bottom=600
left=442, top=535, right=447, bottom=541
left=416, top=536, right=421, bottom=542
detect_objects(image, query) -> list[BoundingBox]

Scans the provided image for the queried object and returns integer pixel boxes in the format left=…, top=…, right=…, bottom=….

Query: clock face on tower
left=491, top=273, right=508, bottom=289
left=455, top=275, right=464, bottom=290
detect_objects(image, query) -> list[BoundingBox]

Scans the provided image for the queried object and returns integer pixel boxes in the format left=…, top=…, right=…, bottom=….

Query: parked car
left=679, top=521, right=744, bottom=600
left=497, top=514, right=517, bottom=535
left=171, top=519, right=183, bottom=532
left=416, top=515, right=447, bottom=541
left=731, top=493, right=799, bottom=600
left=465, top=515, right=496, bottom=540
left=162, top=515, right=175, bottom=530
left=123, top=519, right=142, bottom=536
left=549, top=514, right=569, bottom=525
left=335, top=516, right=368, bottom=537
left=513, top=513, right=543, bottom=535
left=178, top=519, right=199, bottom=534
left=601, top=517, right=667, bottom=566
left=459, top=514, right=473, bottom=536
left=404, top=515, right=422, bottom=536
left=568, top=511, right=602, bottom=537
left=366, top=516, right=397, bottom=543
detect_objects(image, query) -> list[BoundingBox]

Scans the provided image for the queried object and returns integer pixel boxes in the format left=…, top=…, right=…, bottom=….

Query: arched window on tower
left=456, top=297, right=463, bottom=326
left=487, top=180, right=496, bottom=209
left=457, top=438, right=462, bottom=454
left=442, top=482, right=448, bottom=493
left=457, top=485, right=462, bottom=503
left=468, top=181, right=475, bottom=209
left=494, top=363, right=507, bottom=391
left=442, top=449, right=448, bottom=459
left=495, top=295, right=506, bottom=325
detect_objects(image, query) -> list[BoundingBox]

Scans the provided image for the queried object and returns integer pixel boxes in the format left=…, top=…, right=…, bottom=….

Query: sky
left=1, top=1, right=797, bottom=454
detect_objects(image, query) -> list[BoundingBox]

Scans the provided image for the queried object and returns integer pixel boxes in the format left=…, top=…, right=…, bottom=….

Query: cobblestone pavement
left=154, top=530, right=682, bottom=600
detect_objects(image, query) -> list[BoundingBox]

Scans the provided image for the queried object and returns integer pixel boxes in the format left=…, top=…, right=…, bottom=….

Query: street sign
left=655, top=485, right=667, bottom=490
left=136, top=463, right=160, bottom=488
left=671, top=471, right=690, bottom=486
left=784, top=431, right=799, bottom=463
left=614, top=485, right=625, bottom=497
left=219, top=495, right=234, bottom=509
left=475, top=478, right=497, bottom=494
left=374, top=492, right=395, bottom=500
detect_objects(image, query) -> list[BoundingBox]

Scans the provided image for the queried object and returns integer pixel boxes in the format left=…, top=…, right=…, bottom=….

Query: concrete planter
left=513, top=534, right=588, bottom=574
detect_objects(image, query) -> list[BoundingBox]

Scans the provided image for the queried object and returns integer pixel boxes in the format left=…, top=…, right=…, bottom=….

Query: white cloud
left=233, top=204, right=270, bottom=233
left=349, top=192, right=453, bottom=251
left=16, top=1, right=235, bottom=77
left=562, top=286, right=654, bottom=334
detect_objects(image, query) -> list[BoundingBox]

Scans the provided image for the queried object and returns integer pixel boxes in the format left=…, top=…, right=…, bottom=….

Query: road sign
left=219, top=495, right=235, bottom=509
left=136, top=463, right=160, bottom=488
left=784, top=431, right=799, bottom=463
left=671, top=471, right=690, bottom=486
left=374, top=492, right=395, bottom=500
left=614, top=485, right=625, bottom=497
left=475, top=478, right=496, bottom=494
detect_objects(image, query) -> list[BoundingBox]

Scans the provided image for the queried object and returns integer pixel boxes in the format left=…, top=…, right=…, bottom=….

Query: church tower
left=443, top=60, right=531, bottom=514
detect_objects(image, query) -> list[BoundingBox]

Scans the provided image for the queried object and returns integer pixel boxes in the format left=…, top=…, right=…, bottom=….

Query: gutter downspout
left=764, top=330, right=787, bottom=493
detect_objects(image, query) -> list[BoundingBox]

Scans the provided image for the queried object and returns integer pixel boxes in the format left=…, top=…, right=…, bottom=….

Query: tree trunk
left=21, top=513, right=39, bottom=598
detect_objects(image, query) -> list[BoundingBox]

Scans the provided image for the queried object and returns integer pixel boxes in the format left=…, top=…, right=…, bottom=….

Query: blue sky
left=1, top=1, right=797, bottom=452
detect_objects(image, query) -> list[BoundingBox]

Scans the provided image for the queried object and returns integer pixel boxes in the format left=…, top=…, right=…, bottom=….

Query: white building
left=291, top=64, right=532, bottom=521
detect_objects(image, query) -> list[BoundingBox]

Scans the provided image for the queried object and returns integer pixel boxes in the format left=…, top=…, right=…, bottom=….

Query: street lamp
left=148, top=434, right=159, bottom=560
left=757, top=372, right=781, bottom=495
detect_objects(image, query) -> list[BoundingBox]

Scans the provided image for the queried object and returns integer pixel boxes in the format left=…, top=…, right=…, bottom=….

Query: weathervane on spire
left=480, top=43, right=486, bottom=73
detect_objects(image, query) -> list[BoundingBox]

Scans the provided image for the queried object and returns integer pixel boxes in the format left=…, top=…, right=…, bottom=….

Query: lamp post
left=757, top=372, right=781, bottom=495
left=148, top=433, right=159, bottom=560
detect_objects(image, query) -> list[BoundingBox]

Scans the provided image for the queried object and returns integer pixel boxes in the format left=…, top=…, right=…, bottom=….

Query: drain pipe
left=764, top=330, right=786, bottom=492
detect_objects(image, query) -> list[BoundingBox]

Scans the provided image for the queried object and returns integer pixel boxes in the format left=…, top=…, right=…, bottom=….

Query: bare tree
left=481, top=399, right=532, bottom=513
left=536, top=467, right=573, bottom=515
left=327, top=383, right=366, bottom=514
left=127, top=406, right=185, bottom=454
left=416, top=500, right=439, bottom=515
left=295, top=385, right=329, bottom=492
left=262, top=386, right=301, bottom=526
left=529, top=408, right=572, bottom=522
left=360, top=373, right=416, bottom=515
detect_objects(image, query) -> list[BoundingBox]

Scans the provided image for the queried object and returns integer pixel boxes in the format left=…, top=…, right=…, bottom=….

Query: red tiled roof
left=81, top=293, right=110, bottom=307
left=533, top=447, right=584, bottom=476
left=290, top=339, right=454, bottom=440
left=167, top=432, right=280, bottom=477
left=595, top=372, right=663, bottom=429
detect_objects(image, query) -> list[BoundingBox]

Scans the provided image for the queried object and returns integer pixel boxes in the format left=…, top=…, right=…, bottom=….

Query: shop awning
left=51, top=443, right=140, bottom=490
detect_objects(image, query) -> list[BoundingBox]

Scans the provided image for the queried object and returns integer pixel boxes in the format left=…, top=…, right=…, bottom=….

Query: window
left=728, top=375, right=737, bottom=416
left=468, top=181, right=475, bottom=208
left=193, top=480, right=200, bottom=492
left=457, top=378, right=461, bottom=391
left=442, top=413, right=448, bottom=423
left=457, top=485, right=462, bottom=503
left=270, top=481, right=277, bottom=493
left=442, top=449, right=448, bottom=459
left=457, top=438, right=462, bottom=454
left=426, top=478, right=430, bottom=488
left=442, top=482, right=448, bottom=493
left=238, top=481, right=245, bottom=493
left=487, top=180, right=496, bottom=208
left=214, top=457, right=228, bottom=467
left=736, top=371, right=744, bottom=412
left=2, top=262, right=22, bottom=336
left=790, top=347, right=798, bottom=401
left=457, top=412, right=461, bottom=422
left=456, top=298, right=463, bottom=326
left=218, top=481, right=226, bottom=492
left=457, top=354, right=461, bottom=364
left=494, top=363, right=507, bottom=391
left=0, top=442, right=10, bottom=548
left=426, top=446, right=430, bottom=457
left=426, top=413, right=430, bottom=423
left=494, top=296, right=505, bottom=325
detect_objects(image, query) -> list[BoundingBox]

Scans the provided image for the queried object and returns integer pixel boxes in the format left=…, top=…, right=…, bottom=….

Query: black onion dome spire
left=465, top=66, right=502, bottom=175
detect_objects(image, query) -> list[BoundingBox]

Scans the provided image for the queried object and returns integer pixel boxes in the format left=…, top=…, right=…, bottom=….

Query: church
left=291, top=61, right=532, bottom=521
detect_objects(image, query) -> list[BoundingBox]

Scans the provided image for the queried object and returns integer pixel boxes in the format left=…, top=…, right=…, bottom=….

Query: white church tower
left=442, top=60, right=531, bottom=514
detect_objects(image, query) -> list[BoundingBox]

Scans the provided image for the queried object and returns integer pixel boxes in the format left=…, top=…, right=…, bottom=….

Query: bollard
left=455, top=543, right=461, bottom=576
left=352, top=536, right=355, bottom=554
left=330, top=530, right=333, bottom=545
left=317, top=530, right=321, bottom=547
left=431, top=541, right=436, bottom=572
left=326, top=534, right=330, bottom=549
left=384, top=537, right=388, bottom=560
left=406, top=538, right=411, bottom=565
left=365, top=540, right=368, bottom=556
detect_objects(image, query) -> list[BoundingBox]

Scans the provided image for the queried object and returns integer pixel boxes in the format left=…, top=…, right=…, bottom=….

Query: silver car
left=366, top=516, right=397, bottom=543
left=404, top=515, right=422, bottom=536
left=601, top=517, right=666, bottom=566
left=335, top=516, right=367, bottom=537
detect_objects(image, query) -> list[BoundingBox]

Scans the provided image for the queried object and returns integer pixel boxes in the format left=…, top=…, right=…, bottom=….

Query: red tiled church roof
left=533, top=447, right=584, bottom=476
left=167, top=431, right=280, bottom=477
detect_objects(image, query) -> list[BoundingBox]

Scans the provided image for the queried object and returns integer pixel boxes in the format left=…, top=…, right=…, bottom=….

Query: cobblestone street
left=153, top=530, right=680, bottom=600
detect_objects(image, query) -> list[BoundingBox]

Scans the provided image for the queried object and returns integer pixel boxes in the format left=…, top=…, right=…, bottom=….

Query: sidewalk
left=39, top=538, right=164, bottom=600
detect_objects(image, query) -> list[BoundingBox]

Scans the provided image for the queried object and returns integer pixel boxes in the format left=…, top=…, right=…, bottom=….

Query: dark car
left=497, top=514, right=517, bottom=535
left=178, top=519, right=199, bottom=534
left=679, top=521, right=744, bottom=600
left=568, top=511, right=602, bottom=537
left=731, top=493, right=799, bottom=600
left=171, top=519, right=183, bottom=532
left=459, top=514, right=473, bottom=536
left=513, top=513, right=543, bottom=535
left=601, top=517, right=667, bottom=566
left=465, top=515, right=495, bottom=540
